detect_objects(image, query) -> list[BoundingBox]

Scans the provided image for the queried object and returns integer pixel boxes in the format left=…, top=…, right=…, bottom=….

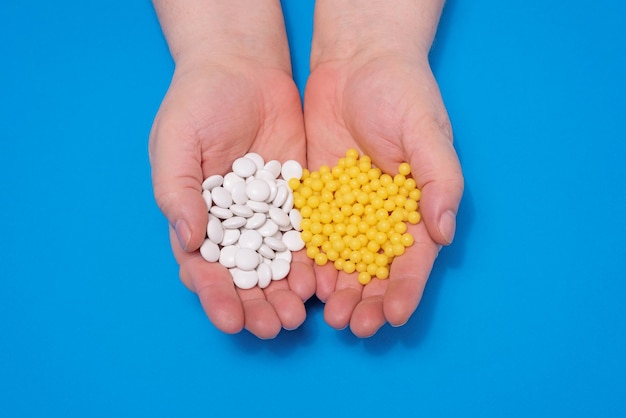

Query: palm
left=304, top=57, right=452, bottom=336
left=150, top=63, right=315, bottom=338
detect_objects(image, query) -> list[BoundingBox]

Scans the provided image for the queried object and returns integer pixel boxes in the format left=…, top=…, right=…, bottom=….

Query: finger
left=263, top=279, right=306, bottom=331
left=313, top=262, right=339, bottom=302
left=323, top=272, right=362, bottom=330
left=172, top=229, right=245, bottom=334
left=350, top=278, right=388, bottom=337
left=408, top=123, right=464, bottom=246
left=382, top=223, right=439, bottom=326
left=237, top=286, right=282, bottom=339
left=285, top=250, right=317, bottom=302
left=150, top=120, right=207, bottom=253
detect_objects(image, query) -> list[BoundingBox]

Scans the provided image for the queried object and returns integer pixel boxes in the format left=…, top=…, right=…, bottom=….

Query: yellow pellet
left=315, top=252, right=328, bottom=266
left=358, top=271, right=372, bottom=285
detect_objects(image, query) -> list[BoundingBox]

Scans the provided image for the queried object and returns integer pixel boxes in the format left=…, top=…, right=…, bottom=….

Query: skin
left=305, top=0, right=464, bottom=337
left=150, top=0, right=464, bottom=338
left=149, top=0, right=315, bottom=339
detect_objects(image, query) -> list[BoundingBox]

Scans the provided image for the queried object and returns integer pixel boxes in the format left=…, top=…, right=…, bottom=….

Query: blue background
left=1, top=0, right=625, bottom=416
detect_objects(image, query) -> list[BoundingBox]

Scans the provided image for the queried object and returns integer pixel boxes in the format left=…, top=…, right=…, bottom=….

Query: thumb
left=149, top=127, right=208, bottom=253
left=410, top=128, right=464, bottom=246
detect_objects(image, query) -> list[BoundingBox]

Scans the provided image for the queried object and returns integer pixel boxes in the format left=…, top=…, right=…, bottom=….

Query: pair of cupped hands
left=149, top=5, right=463, bottom=339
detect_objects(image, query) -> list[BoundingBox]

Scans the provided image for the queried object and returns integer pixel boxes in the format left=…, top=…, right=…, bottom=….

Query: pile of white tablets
left=200, top=153, right=305, bottom=290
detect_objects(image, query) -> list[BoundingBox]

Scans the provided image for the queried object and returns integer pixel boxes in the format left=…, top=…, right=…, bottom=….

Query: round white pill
left=263, top=160, right=282, bottom=178
left=221, top=216, right=246, bottom=229
left=223, top=172, right=244, bottom=192
left=231, top=181, right=248, bottom=205
left=282, top=230, right=305, bottom=251
left=202, top=190, right=213, bottom=211
left=281, top=160, right=303, bottom=181
left=257, top=263, right=272, bottom=289
left=264, top=236, right=287, bottom=252
left=221, top=228, right=240, bottom=246
left=246, top=200, right=269, bottom=213
left=230, top=204, right=253, bottom=218
left=209, top=206, right=233, bottom=219
left=219, top=245, right=239, bottom=268
left=246, top=179, right=271, bottom=202
left=270, top=259, right=290, bottom=280
left=272, top=184, right=288, bottom=207
left=211, top=186, right=232, bottom=208
left=245, top=212, right=267, bottom=230
left=232, top=157, right=258, bottom=178
left=231, top=268, right=258, bottom=290
left=274, top=250, right=292, bottom=263
left=282, top=191, right=295, bottom=212
left=257, top=219, right=279, bottom=237
left=235, top=248, right=260, bottom=271
left=244, top=152, right=265, bottom=170
left=202, top=174, right=223, bottom=191
left=238, top=229, right=263, bottom=251
left=257, top=244, right=276, bottom=259
left=254, top=169, right=276, bottom=183
left=269, top=206, right=291, bottom=227
left=200, top=239, right=220, bottom=262
left=289, top=208, right=302, bottom=231
left=207, top=218, right=225, bottom=244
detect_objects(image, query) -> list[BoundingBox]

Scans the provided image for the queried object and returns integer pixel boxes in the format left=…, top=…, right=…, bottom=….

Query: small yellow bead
left=386, top=183, right=399, bottom=196
left=307, top=195, right=321, bottom=209
left=311, top=178, right=324, bottom=192
left=319, top=165, right=331, bottom=175
left=367, top=168, right=382, bottom=180
left=383, top=243, right=395, bottom=258
left=394, top=174, right=406, bottom=187
left=343, top=260, right=356, bottom=274
left=300, top=186, right=313, bottom=199
left=375, top=208, right=389, bottom=221
left=375, top=253, right=388, bottom=267
left=349, top=250, right=362, bottom=263
left=377, top=220, right=391, bottom=233
left=326, top=249, right=339, bottom=261
left=300, top=205, right=313, bottom=218
left=392, top=243, right=406, bottom=256
left=356, top=262, right=367, bottom=273
left=288, top=177, right=301, bottom=190
left=321, top=240, right=333, bottom=253
left=356, top=192, right=369, bottom=205
left=367, top=240, right=380, bottom=253
left=325, top=180, right=338, bottom=192
left=332, top=239, right=345, bottom=252
left=409, top=188, right=421, bottom=201
left=361, top=250, right=375, bottom=265
left=398, top=162, right=411, bottom=176
left=334, top=223, right=346, bottom=236
left=404, top=199, right=418, bottom=212
left=294, top=195, right=307, bottom=209
left=320, top=211, right=333, bottom=225
left=346, top=148, right=360, bottom=159
left=383, top=199, right=396, bottom=212
left=322, top=223, right=334, bottom=237
left=407, top=210, right=421, bottom=224
left=311, top=234, right=325, bottom=248
left=402, top=176, right=415, bottom=188
left=315, top=252, right=328, bottom=266
left=310, top=222, right=323, bottom=235
left=401, top=233, right=414, bottom=247
left=394, top=222, right=408, bottom=234
left=334, top=259, right=345, bottom=270
left=301, top=230, right=313, bottom=243
left=380, top=174, right=393, bottom=187
left=367, top=263, right=379, bottom=276
left=345, top=157, right=357, bottom=168
left=375, top=266, right=389, bottom=280
left=348, top=166, right=360, bottom=179
left=357, top=172, right=370, bottom=186
left=369, top=178, right=381, bottom=190
left=352, top=203, right=365, bottom=216
left=301, top=168, right=310, bottom=179
left=374, top=231, right=388, bottom=245
left=346, top=224, right=359, bottom=237
left=358, top=271, right=372, bottom=285
left=357, top=221, right=370, bottom=234
left=349, top=237, right=362, bottom=251
left=306, top=246, right=319, bottom=259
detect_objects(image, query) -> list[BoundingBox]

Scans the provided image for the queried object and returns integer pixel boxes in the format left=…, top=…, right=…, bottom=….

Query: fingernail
left=174, top=219, right=191, bottom=251
left=439, top=210, right=457, bottom=244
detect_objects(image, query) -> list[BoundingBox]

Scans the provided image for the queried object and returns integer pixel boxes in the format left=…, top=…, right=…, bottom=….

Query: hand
left=304, top=53, right=463, bottom=337
left=150, top=57, right=315, bottom=339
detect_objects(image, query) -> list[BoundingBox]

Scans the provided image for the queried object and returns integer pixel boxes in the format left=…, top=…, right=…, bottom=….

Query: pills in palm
left=289, top=148, right=421, bottom=286
left=200, top=153, right=303, bottom=289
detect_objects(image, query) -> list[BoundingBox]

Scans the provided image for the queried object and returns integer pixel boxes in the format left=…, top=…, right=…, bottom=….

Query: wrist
left=310, top=0, right=443, bottom=69
left=154, top=0, right=291, bottom=73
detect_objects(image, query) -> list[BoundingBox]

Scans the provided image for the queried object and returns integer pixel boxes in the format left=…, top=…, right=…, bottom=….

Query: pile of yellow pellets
left=288, top=149, right=421, bottom=285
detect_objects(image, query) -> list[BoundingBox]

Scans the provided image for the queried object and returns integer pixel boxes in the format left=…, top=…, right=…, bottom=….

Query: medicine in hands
left=200, top=153, right=304, bottom=290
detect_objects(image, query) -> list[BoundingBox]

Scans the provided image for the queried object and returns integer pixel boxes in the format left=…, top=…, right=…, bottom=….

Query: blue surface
left=1, top=0, right=625, bottom=416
